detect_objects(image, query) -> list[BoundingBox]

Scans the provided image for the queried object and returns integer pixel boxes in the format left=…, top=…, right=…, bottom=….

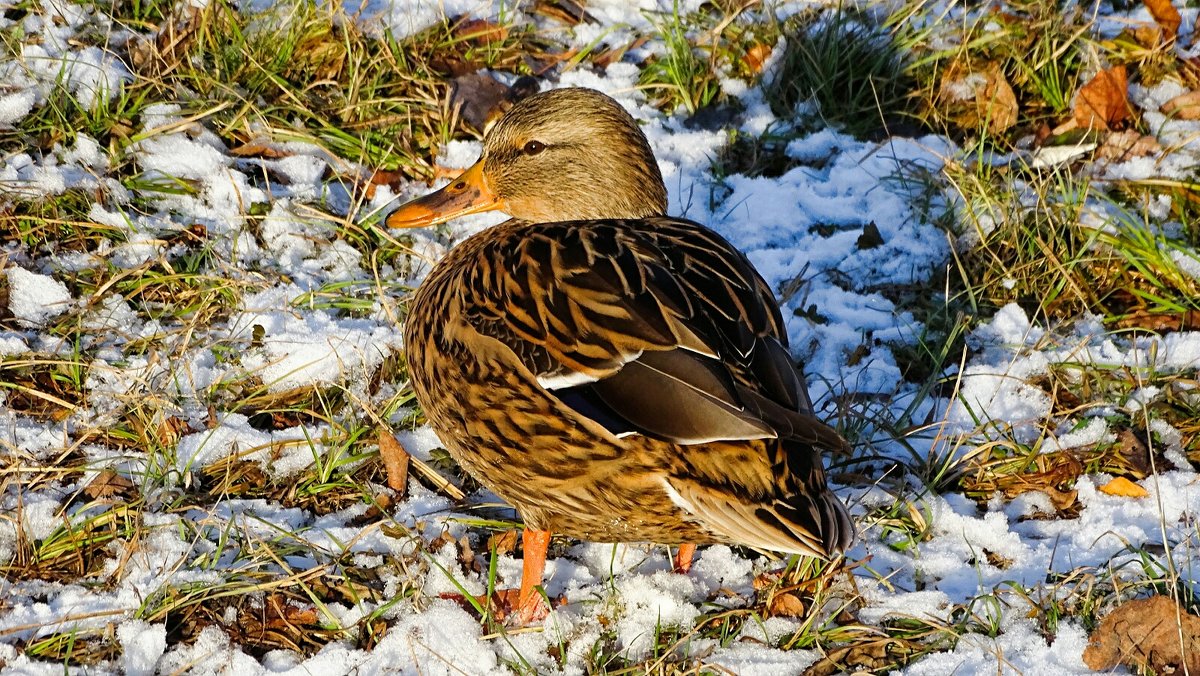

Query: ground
left=3, top=0, right=1200, bottom=673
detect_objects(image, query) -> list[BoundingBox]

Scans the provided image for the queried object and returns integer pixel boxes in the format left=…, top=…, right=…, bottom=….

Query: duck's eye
left=523, top=140, right=546, bottom=155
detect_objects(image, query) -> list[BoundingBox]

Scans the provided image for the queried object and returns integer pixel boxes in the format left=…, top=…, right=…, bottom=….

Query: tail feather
left=663, top=438, right=854, bottom=557
left=773, top=486, right=853, bottom=556
left=776, top=437, right=854, bottom=555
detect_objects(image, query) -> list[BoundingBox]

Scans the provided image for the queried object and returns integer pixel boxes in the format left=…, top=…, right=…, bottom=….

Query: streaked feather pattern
left=396, top=86, right=852, bottom=560
left=405, top=215, right=853, bottom=556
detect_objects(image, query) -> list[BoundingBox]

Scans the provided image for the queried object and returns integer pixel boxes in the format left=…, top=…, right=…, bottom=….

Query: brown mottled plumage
left=387, top=87, right=853, bottom=621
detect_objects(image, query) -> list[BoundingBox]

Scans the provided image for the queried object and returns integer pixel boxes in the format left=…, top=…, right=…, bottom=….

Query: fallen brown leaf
left=1113, top=428, right=1153, bottom=478
left=156, top=415, right=192, bottom=447
left=488, top=529, right=519, bottom=556
left=768, top=592, right=806, bottom=618
left=941, top=62, right=1019, bottom=134
left=1041, top=486, right=1080, bottom=514
left=1073, top=65, right=1130, bottom=131
left=532, top=0, right=592, bottom=25
left=458, top=534, right=481, bottom=573
left=752, top=571, right=780, bottom=591
left=983, top=549, right=1014, bottom=570
left=962, top=451, right=1083, bottom=515
left=450, top=72, right=510, bottom=131
left=428, top=530, right=455, bottom=552
left=1123, top=24, right=1168, bottom=50
left=593, top=36, right=649, bottom=69
left=1095, top=129, right=1162, bottom=161
left=230, top=139, right=291, bottom=159
left=1144, top=0, right=1182, bottom=41
left=805, top=638, right=915, bottom=675
left=939, top=62, right=1019, bottom=134
left=856, top=222, right=884, bottom=250
left=82, top=469, right=137, bottom=501
left=127, top=4, right=202, bottom=75
left=265, top=595, right=319, bottom=630
left=1113, top=308, right=1200, bottom=331
left=377, top=429, right=410, bottom=495
left=1183, top=56, right=1200, bottom=89
left=979, top=65, right=1019, bottom=134
left=452, top=18, right=508, bottom=46
left=1083, top=595, right=1200, bottom=672
left=366, top=169, right=408, bottom=201
left=1098, top=476, right=1149, bottom=498
left=1163, top=90, right=1200, bottom=119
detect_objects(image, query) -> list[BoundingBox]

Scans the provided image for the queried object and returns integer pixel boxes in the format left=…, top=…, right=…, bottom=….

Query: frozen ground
left=3, top=0, right=1200, bottom=673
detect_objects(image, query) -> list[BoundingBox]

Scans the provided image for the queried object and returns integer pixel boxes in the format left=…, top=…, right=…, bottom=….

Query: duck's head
left=386, top=87, right=668, bottom=228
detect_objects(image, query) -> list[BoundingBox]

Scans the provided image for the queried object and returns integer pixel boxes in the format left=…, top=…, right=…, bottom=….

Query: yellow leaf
left=1098, top=476, right=1149, bottom=498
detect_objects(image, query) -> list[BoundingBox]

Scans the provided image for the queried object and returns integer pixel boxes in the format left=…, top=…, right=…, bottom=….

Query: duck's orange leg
left=673, top=543, right=697, bottom=574
left=443, top=528, right=553, bottom=624
left=516, top=528, right=551, bottom=624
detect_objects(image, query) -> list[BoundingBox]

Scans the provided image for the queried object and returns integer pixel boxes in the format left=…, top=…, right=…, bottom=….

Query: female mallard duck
left=388, top=87, right=852, bottom=623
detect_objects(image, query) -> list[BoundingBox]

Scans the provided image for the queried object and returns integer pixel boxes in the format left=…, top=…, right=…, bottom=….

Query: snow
left=5, top=267, right=73, bottom=327
left=4, top=0, right=1200, bottom=673
left=116, top=620, right=167, bottom=676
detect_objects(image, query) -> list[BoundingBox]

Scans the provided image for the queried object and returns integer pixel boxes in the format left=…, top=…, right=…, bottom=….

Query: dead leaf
left=742, top=42, right=773, bottom=75
left=983, top=549, right=1013, bottom=570
left=82, top=469, right=137, bottom=501
left=1073, top=65, right=1130, bottom=131
left=805, top=638, right=916, bottom=675
left=157, top=416, right=191, bottom=447
left=768, top=592, right=806, bottom=617
left=449, top=73, right=510, bottom=131
left=458, top=535, right=481, bottom=573
left=1113, top=308, right=1200, bottom=331
left=377, top=429, right=410, bottom=495
left=127, top=4, right=202, bottom=76
left=488, top=529, right=519, bottom=556
left=1083, top=595, right=1200, bottom=672
left=1095, top=129, right=1162, bottom=161
left=593, top=36, right=649, bottom=69
left=428, top=530, right=455, bottom=552
left=265, top=595, right=319, bottom=629
left=365, top=169, right=409, bottom=201
left=1163, top=90, right=1200, bottom=119
left=230, top=139, right=291, bottom=159
left=481, top=75, right=541, bottom=130
left=1113, top=428, right=1153, bottom=478
left=856, top=222, right=884, bottom=250
left=1046, top=486, right=1081, bottom=513
left=845, top=343, right=870, bottom=367
left=1183, top=56, right=1200, bottom=89
left=752, top=571, right=781, bottom=591
left=1098, top=476, right=1149, bottom=498
left=962, top=451, right=1083, bottom=515
left=532, top=0, right=593, bottom=25
left=977, top=65, right=1019, bottom=133
left=452, top=18, right=508, bottom=45
left=1144, top=0, right=1182, bottom=41
left=938, top=62, right=1017, bottom=133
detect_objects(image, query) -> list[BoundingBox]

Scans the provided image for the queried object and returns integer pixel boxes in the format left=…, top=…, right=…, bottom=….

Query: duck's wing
left=464, top=217, right=847, bottom=453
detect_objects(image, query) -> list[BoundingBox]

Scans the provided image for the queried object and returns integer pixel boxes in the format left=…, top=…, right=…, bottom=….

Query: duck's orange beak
left=385, top=160, right=503, bottom=228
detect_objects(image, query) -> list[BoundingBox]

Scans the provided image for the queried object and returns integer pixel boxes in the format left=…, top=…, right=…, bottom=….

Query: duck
left=386, top=87, right=853, bottom=624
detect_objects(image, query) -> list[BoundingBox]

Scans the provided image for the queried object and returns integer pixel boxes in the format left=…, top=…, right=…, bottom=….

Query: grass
left=766, top=4, right=915, bottom=138
left=3, top=0, right=1200, bottom=671
left=637, top=2, right=724, bottom=116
